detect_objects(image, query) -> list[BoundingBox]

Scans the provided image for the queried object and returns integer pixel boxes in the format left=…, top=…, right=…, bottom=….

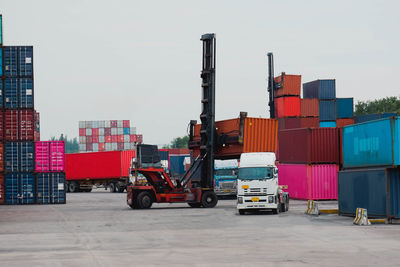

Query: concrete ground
left=1, top=189, right=400, bottom=266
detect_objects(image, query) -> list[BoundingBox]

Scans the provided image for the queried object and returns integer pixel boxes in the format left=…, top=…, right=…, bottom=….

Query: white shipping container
left=85, top=121, right=92, bottom=128
left=117, top=128, right=123, bottom=135
left=79, top=136, right=86, bottom=144
left=130, top=127, right=137, bottom=135
left=86, top=128, right=92, bottom=136
left=99, top=120, right=105, bottom=128
left=99, top=128, right=105, bottom=135
left=124, top=142, right=130, bottom=150
left=111, top=128, right=117, bottom=135
left=93, top=143, right=99, bottom=151
left=117, top=120, right=123, bottom=128
left=112, top=143, right=118, bottom=150
left=79, top=121, right=85, bottom=128
left=105, top=143, right=112, bottom=151
left=93, top=121, right=99, bottom=128
left=99, top=136, right=105, bottom=143
left=105, top=120, right=111, bottom=128
left=124, top=135, right=130, bottom=142
left=79, top=144, right=86, bottom=151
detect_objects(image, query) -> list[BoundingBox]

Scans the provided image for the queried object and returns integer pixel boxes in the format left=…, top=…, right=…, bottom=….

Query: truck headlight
left=238, top=197, right=243, bottom=204
left=268, top=196, right=274, bottom=203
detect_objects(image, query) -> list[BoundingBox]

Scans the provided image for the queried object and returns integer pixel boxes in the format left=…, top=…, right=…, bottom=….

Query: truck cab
left=237, top=152, right=288, bottom=215
left=214, top=160, right=238, bottom=197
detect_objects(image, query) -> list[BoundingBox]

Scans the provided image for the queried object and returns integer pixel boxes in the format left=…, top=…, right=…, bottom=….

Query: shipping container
left=99, top=121, right=105, bottom=128
left=36, top=172, right=66, bottom=204
left=278, top=128, right=339, bottom=164
left=79, top=128, right=86, bottom=136
left=123, top=127, right=130, bottom=135
left=336, top=98, right=353, bottom=119
left=3, top=46, right=18, bottom=76
left=319, top=100, right=336, bottom=121
left=338, top=168, right=400, bottom=219
left=319, top=121, right=337, bottom=128
left=92, top=121, right=99, bottom=128
left=104, top=128, right=111, bottom=136
left=86, top=136, right=92, bottom=144
left=274, top=96, right=301, bottom=118
left=117, top=120, right=123, bottom=128
left=92, top=128, right=99, bottom=136
left=79, top=136, right=86, bottom=144
left=5, top=142, right=35, bottom=172
left=111, top=128, right=117, bottom=135
left=105, top=120, right=111, bottom=127
left=5, top=109, right=35, bottom=141
left=170, top=154, right=191, bottom=178
left=105, top=135, right=112, bottom=143
left=99, top=136, right=105, bottom=143
left=354, top=113, right=397, bottom=124
left=93, top=143, right=99, bottom=152
left=99, top=128, right=104, bottom=135
left=303, top=79, right=336, bottom=100
left=79, top=144, right=86, bottom=151
left=123, top=120, right=130, bottom=128
left=0, top=48, right=2, bottom=77
left=130, top=127, right=137, bottom=135
left=3, top=46, right=33, bottom=77
left=105, top=143, right=112, bottom=151
left=99, top=143, right=105, bottom=151
left=0, top=15, right=2, bottom=46
left=130, top=135, right=137, bottom=143
left=336, top=118, right=354, bottom=128
left=117, top=143, right=124, bottom=150
left=85, top=121, right=92, bottom=128
left=4, top=78, right=34, bottom=108
left=35, top=141, right=65, bottom=172
left=300, top=117, right=319, bottom=128
left=300, top=99, right=319, bottom=117
left=0, top=111, right=3, bottom=140
left=274, top=73, right=301, bottom=97
left=278, top=164, right=338, bottom=200
left=92, top=136, right=99, bottom=143
left=79, top=121, right=85, bottom=128
left=278, top=117, right=301, bottom=131
left=117, top=128, right=123, bottom=135
left=5, top=173, right=35, bottom=204
left=342, top=117, right=400, bottom=168
left=66, top=150, right=135, bottom=180
left=86, top=128, right=92, bottom=136
left=86, top=143, right=93, bottom=151
left=0, top=174, right=4, bottom=205
left=111, top=120, right=117, bottom=128
left=0, top=143, right=4, bottom=172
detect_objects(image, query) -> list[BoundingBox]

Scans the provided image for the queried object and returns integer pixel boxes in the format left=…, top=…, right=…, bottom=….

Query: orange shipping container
left=192, top=117, right=278, bottom=158
left=300, top=99, right=319, bottom=117
left=336, top=118, right=354, bottom=128
left=274, top=73, right=301, bottom=97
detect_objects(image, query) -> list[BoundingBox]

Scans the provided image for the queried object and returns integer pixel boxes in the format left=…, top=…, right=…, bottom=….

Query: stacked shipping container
left=78, top=120, right=142, bottom=152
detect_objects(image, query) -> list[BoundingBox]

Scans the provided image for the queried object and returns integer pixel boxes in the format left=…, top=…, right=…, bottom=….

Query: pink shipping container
left=105, top=135, right=112, bottom=143
left=92, top=128, right=99, bottom=136
left=112, top=135, right=118, bottom=143
left=130, top=135, right=137, bottom=142
left=105, top=128, right=111, bottom=136
left=278, top=163, right=338, bottom=200
left=123, top=120, right=130, bottom=128
left=92, top=136, right=99, bottom=143
left=87, top=136, right=93, bottom=143
left=35, top=141, right=65, bottom=172
left=79, top=128, right=86, bottom=136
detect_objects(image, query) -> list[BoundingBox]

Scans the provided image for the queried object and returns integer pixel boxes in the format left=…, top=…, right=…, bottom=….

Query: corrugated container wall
left=336, top=98, right=354, bottom=119
left=0, top=174, right=4, bottom=205
left=3, top=46, right=33, bottom=77
left=35, top=141, right=65, bottom=172
left=5, top=110, right=35, bottom=141
left=336, top=118, right=354, bottom=128
left=36, top=172, right=66, bottom=204
left=319, top=121, right=337, bottom=128
left=274, top=97, right=301, bottom=118
left=0, top=48, right=2, bottom=77
left=338, top=168, right=400, bottom=219
left=319, top=100, right=336, bottom=121
left=342, top=117, right=400, bottom=168
left=278, top=117, right=301, bottom=131
left=5, top=142, right=35, bottom=172
left=278, top=128, right=339, bottom=164
left=4, top=78, right=34, bottom=108
left=0, top=143, right=4, bottom=172
left=300, top=117, right=319, bottom=128
left=300, top=99, right=319, bottom=117
left=278, top=164, right=338, bottom=200
left=0, top=14, right=2, bottom=46
left=303, top=79, right=336, bottom=100
left=5, top=173, right=35, bottom=204
left=354, top=113, right=397, bottom=124
left=274, top=74, right=301, bottom=97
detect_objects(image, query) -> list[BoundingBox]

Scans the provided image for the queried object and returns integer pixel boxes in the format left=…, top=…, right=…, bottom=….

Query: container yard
left=1, top=2, right=400, bottom=266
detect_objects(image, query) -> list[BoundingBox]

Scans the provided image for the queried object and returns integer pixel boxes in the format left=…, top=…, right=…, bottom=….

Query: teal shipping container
left=336, top=98, right=353, bottom=119
left=338, top=168, right=400, bottom=219
left=342, top=117, right=400, bottom=168
left=319, top=121, right=336, bottom=128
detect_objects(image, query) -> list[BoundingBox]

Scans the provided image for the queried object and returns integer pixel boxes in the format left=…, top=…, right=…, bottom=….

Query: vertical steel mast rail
left=267, top=52, right=275, bottom=119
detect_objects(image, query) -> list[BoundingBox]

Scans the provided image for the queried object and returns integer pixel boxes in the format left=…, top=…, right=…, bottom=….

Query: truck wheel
left=239, top=209, right=246, bottom=215
left=137, top=192, right=153, bottom=209
left=280, top=203, right=286, bottom=213
left=109, top=183, right=116, bottom=193
left=188, top=202, right=202, bottom=208
left=272, top=204, right=281, bottom=215
left=116, top=184, right=124, bottom=193
left=201, top=191, right=218, bottom=208
left=69, top=182, right=79, bottom=193
left=285, top=201, right=289, bottom=212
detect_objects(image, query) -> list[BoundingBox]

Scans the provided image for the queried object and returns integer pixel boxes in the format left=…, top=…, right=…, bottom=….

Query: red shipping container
left=92, top=128, right=99, bottom=136
left=86, top=143, right=93, bottom=151
left=5, top=110, right=35, bottom=141
left=0, top=144, right=4, bottom=172
left=300, top=99, right=319, bottom=117
left=118, top=135, right=124, bottom=143
left=336, top=118, right=354, bottom=128
left=105, top=135, right=112, bottom=143
left=92, top=136, right=99, bottom=143
left=0, top=111, right=3, bottom=141
left=112, top=135, right=118, bottom=143
left=123, top=120, right=130, bottom=128
left=130, top=135, right=137, bottom=143
left=111, top=120, right=118, bottom=128
left=300, top=117, right=319, bottom=128
left=274, top=73, right=301, bottom=97
left=278, top=117, right=301, bottom=131
left=87, top=136, right=93, bottom=143
left=0, top=174, right=4, bottom=205
left=65, top=150, right=136, bottom=181
left=117, top=143, right=124, bottom=150
left=99, top=143, right=105, bottom=151
left=105, top=128, right=111, bottom=136
left=79, top=128, right=86, bottom=136
left=274, top=96, right=300, bottom=118
left=278, top=128, right=339, bottom=164
left=169, top=148, right=191, bottom=155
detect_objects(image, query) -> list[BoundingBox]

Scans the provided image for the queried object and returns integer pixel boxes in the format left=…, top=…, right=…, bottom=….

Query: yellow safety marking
left=369, top=219, right=387, bottom=224
left=319, top=209, right=338, bottom=214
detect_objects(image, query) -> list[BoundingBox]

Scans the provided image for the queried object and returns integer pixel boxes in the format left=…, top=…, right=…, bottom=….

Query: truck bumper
left=237, top=195, right=278, bottom=210
left=215, top=188, right=237, bottom=196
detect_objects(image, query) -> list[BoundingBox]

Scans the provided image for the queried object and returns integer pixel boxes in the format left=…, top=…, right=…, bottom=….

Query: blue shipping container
left=303, top=79, right=336, bottom=100
left=123, top=127, right=130, bottom=135
left=5, top=142, right=35, bottom=172
left=0, top=80, right=3, bottom=109
left=319, top=100, right=336, bottom=121
left=4, top=78, right=34, bottom=108
left=0, top=48, right=2, bottom=76
left=319, top=121, right=337, bottom=128
left=36, top=172, right=66, bottom=204
left=342, top=117, right=400, bottom=168
left=3, top=46, right=33, bottom=77
left=169, top=155, right=190, bottom=177
left=5, top=173, right=35, bottom=205
left=336, top=98, right=354, bottom=119
left=0, top=14, right=2, bottom=45
left=338, top=168, right=400, bottom=219
left=158, top=150, right=169, bottom=161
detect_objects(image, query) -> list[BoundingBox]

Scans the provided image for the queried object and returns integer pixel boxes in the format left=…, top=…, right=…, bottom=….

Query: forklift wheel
left=137, top=191, right=153, bottom=209
left=201, top=191, right=218, bottom=208
left=188, top=202, right=202, bottom=208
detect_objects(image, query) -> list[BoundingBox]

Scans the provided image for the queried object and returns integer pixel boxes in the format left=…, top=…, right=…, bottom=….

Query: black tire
left=201, top=191, right=218, bottom=208
left=116, top=184, right=124, bottom=193
left=188, top=202, right=202, bottom=208
left=272, top=204, right=280, bottom=215
left=109, top=183, right=116, bottom=193
left=285, top=201, right=289, bottom=212
left=239, top=209, right=246, bottom=215
left=280, top=203, right=286, bottom=213
left=69, top=182, right=79, bottom=193
left=137, top=191, right=153, bottom=209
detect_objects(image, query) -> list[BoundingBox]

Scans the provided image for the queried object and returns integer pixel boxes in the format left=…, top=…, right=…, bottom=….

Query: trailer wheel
left=109, top=183, right=116, bottom=193
left=137, top=191, right=153, bottom=209
left=116, top=184, right=124, bottom=193
left=69, top=182, right=79, bottom=193
left=188, top=202, right=202, bottom=208
left=201, top=191, right=218, bottom=208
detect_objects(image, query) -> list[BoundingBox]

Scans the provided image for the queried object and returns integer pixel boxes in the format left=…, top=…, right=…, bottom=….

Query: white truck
left=237, top=152, right=289, bottom=215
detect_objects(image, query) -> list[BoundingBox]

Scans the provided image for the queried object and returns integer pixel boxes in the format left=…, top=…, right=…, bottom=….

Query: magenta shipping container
left=278, top=163, right=338, bottom=200
left=35, top=141, right=65, bottom=172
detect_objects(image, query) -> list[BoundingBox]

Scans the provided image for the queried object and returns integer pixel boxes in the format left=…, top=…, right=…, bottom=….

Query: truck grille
left=220, top=182, right=235, bottom=189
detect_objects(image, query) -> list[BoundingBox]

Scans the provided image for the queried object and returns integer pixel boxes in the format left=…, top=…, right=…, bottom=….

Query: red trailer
left=65, top=150, right=135, bottom=193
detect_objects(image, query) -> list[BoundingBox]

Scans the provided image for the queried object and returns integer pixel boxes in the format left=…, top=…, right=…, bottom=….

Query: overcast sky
left=2, top=0, right=399, bottom=145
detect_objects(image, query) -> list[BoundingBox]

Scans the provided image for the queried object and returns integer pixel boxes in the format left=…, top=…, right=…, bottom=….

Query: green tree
left=165, top=135, right=189, bottom=149
left=50, top=134, right=80, bottom=153
left=355, top=96, right=400, bottom=116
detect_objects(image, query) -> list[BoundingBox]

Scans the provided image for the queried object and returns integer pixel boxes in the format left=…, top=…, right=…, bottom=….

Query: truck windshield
left=238, top=167, right=273, bottom=180
left=215, top=169, right=237, bottom=177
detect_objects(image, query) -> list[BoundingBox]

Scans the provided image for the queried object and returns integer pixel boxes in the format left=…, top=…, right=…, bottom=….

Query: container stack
left=159, top=148, right=191, bottom=178
left=354, top=112, right=397, bottom=124
left=78, top=120, right=143, bottom=152
left=338, top=116, right=400, bottom=219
